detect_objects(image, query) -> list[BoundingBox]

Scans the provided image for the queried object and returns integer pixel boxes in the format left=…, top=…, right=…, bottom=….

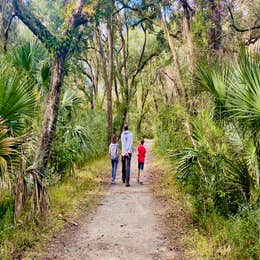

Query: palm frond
left=0, top=70, right=35, bottom=133
left=196, top=64, right=229, bottom=120
left=0, top=119, right=20, bottom=181
left=227, top=50, right=260, bottom=137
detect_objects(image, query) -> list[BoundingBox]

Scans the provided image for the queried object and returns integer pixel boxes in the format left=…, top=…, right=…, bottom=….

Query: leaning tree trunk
left=32, top=54, right=65, bottom=214
left=160, top=18, right=187, bottom=103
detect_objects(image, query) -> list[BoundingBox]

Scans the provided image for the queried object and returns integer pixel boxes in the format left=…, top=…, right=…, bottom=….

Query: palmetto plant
left=0, top=65, right=35, bottom=134
left=8, top=40, right=47, bottom=75
left=228, top=51, right=260, bottom=141
left=171, top=112, right=256, bottom=215
left=196, top=49, right=260, bottom=188
left=49, top=90, right=96, bottom=178
left=171, top=50, right=260, bottom=216
left=0, top=118, right=19, bottom=182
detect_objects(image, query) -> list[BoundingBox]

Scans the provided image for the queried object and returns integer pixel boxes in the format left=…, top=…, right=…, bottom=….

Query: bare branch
left=137, top=23, right=147, bottom=69
left=130, top=53, right=158, bottom=88
left=227, top=6, right=260, bottom=33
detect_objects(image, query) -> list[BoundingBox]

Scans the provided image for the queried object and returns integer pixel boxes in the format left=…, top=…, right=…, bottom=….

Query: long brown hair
left=111, top=134, right=117, bottom=144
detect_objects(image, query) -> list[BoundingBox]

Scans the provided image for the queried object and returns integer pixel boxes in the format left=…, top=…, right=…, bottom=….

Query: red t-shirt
left=138, top=145, right=146, bottom=163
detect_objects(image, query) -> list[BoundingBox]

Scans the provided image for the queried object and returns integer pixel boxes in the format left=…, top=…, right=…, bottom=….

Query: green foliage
left=8, top=40, right=47, bottom=75
left=0, top=191, right=14, bottom=233
left=0, top=119, right=20, bottom=180
left=154, top=104, right=190, bottom=155
left=0, top=64, right=35, bottom=134
left=154, top=50, right=260, bottom=258
left=49, top=90, right=108, bottom=179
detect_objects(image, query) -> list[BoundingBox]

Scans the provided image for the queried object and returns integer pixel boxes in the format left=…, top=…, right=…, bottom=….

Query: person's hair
left=140, top=138, right=144, bottom=145
left=111, top=134, right=117, bottom=144
left=124, top=124, right=128, bottom=131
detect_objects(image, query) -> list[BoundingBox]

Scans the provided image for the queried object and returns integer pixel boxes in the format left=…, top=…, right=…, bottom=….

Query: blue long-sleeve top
left=121, top=130, right=133, bottom=155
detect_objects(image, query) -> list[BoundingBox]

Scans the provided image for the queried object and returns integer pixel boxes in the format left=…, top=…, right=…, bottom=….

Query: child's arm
left=108, top=144, right=111, bottom=156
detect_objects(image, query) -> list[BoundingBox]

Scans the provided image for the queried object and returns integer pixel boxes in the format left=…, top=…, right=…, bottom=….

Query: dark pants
left=122, top=153, right=132, bottom=185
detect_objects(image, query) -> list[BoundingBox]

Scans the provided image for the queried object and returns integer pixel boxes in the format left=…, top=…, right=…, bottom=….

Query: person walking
left=109, top=135, right=119, bottom=184
left=137, top=138, right=146, bottom=184
left=121, top=124, right=133, bottom=187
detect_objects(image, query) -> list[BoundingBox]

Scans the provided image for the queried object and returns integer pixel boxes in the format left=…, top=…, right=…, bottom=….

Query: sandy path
left=45, top=140, right=176, bottom=259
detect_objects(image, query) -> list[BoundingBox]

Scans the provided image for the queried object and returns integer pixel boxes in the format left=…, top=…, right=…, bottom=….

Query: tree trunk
left=137, top=89, right=149, bottom=134
left=13, top=172, right=26, bottom=221
left=160, top=18, right=187, bottom=103
left=118, top=18, right=129, bottom=132
left=182, top=2, right=195, bottom=77
left=97, top=26, right=113, bottom=143
left=0, top=0, right=14, bottom=52
left=31, top=54, right=65, bottom=214
left=208, top=0, right=222, bottom=52
left=107, top=11, right=114, bottom=143
left=35, top=54, right=65, bottom=171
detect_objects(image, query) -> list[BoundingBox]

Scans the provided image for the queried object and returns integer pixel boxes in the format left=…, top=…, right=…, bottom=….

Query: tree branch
left=227, top=6, right=260, bottom=33
left=130, top=53, right=158, bottom=88
left=12, top=0, right=58, bottom=51
left=12, top=0, right=89, bottom=53
left=137, top=23, right=147, bottom=69
left=118, top=1, right=160, bottom=27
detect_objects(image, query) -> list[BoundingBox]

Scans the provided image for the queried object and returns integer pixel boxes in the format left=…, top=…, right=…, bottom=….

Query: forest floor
left=25, top=140, right=188, bottom=260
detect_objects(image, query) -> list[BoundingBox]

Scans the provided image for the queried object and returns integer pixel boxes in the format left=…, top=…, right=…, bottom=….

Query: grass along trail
left=34, top=140, right=180, bottom=259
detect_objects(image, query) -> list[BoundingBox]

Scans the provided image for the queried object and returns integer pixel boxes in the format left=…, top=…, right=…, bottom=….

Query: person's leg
left=125, top=153, right=132, bottom=186
left=111, top=160, right=115, bottom=183
left=113, top=159, right=118, bottom=182
left=137, top=162, right=140, bottom=182
left=122, top=156, right=126, bottom=183
left=111, top=160, right=114, bottom=183
left=139, top=163, right=144, bottom=184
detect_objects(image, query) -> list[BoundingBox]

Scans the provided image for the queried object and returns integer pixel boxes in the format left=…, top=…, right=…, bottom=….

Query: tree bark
left=97, top=25, right=113, bottom=143
left=208, top=0, right=222, bottom=52
left=182, top=1, right=195, bottom=77
left=137, top=88, right=149, bottom=134
left=0, top=0, right=14, bottom=52
left=118, top=16, right=129, bottom=132
left=160, top=18, right=187, bottom=103
left=107, top=10, right=114, bottom=143
left=35, top=54, right=65, bottom=172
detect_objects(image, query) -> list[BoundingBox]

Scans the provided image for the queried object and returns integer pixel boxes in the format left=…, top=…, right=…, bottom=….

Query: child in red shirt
left=137, top=139, right=146, bottom=184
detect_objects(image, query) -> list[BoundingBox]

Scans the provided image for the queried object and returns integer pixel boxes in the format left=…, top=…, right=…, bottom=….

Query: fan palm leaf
left=8, top=40, right=47, bottom=74
left=0, top=119, right=19, bottom=181
left=227, top=50, right=260, bottom=137
left=196, top=64, right=229, bottom=120
left=0, top=67, right=35, bottom=133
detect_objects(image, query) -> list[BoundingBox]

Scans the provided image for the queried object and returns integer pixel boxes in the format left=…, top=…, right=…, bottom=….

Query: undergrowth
left=154, top=103, right=260, bottom=259
left=0, top=157, right=109, bottom=259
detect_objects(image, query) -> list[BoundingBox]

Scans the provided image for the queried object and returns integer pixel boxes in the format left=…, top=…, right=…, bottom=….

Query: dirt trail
left=43, top=140, right=178, bottom=259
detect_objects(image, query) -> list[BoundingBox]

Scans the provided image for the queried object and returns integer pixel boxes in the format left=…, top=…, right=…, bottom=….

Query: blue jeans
left=111, top=159, right=118, bottom=182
